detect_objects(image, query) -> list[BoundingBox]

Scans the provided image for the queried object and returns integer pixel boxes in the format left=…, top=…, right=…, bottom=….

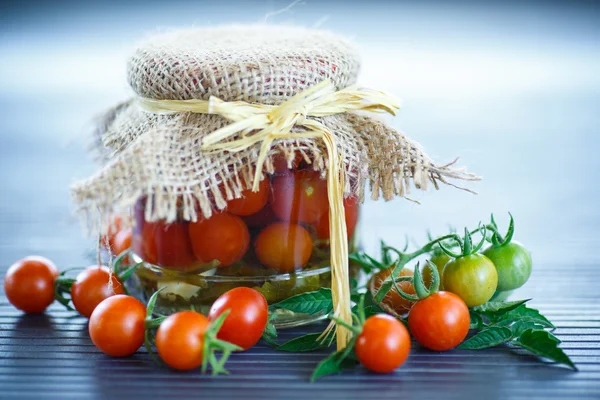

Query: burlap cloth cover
left=72, top=25, right=477, bottom=230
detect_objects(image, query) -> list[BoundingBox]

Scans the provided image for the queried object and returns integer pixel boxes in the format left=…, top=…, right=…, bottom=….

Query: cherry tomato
left=155, top=221, right=197, bottom=269
left=254, top=222, right=313, bottom=272
left=442, top=254, right=498, bottom=307
left=156, top=311, right=210, bottom=370
left=271, top=151, right=304, bottom=173
left=189, top=212, right=250, bottom=267
left=271, top=170, right=328, bottom=224
left=132, top=220, right=159, bottom=265
left=483, top=241, right=532, bottom=291
left=4, top=256, right=59, bottom=313
left=369, top=268, right=415, bottom=315
left=112, top=229, right=132, bottom=256
left=355, top=314, right=411, bottom=373
left=100, top=215, right=123, bottom=252
left=422, top=253, right=451, bottom=290
left=208, top=287, right=268, bottom=350
left=242, top=203, right=279, bottom=228
left=71, top=266, right=125, bottom=318
left=314, top=196, right=359, bottom=240
left=408, top=291, right=470, bottom=351
left=89, top=295, right=146, bottom=357
left=226, top=178, right=269, bottom=216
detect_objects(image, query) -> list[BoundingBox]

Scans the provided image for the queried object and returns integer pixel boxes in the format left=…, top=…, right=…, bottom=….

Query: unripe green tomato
left=442, top=254, right=498, bottom=307
left=482, top=241, right=532, bottom=291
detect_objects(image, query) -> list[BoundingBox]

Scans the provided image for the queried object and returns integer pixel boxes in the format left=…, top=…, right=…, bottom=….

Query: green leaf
left=508, top=320, right=547, bottom=337
left=277, top=333, right=331, bottom=352
left=380, top=240, right=393, bottom=266
left=459, top=326, right=513, bottom=349
left=513, top=329, right=577, bottom=370
left=496, top=305, right=555, bottom=328
left=311, top=349, right=357, bottom=382
left=469, top=310, right=484, bottom=329
left=472, top=299, right=530, bottom=315
left=270, top=288, right=333, bottom=316
left=353, top=291, right=385, bottom=319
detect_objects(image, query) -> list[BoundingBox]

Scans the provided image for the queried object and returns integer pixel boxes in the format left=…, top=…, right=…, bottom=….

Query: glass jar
left=130, top=160, right=360, bottom=328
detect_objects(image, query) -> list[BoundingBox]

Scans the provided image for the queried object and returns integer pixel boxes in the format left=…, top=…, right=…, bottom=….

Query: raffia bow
left=137, top=80, right=400, bottom=350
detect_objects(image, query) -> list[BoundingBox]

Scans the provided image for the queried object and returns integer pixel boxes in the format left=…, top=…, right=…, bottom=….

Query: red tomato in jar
left=208, top=287, right=268, bottom=350
left=271, top=151, right=304, bottom=173
left=188, top=213, right=250, bottom=267
left=226, top=178, right=269, bottom=216
left=271, top=170, right=328, bottom=224
left=154, top=221, right=197, bottom=269
left=112, top=229, right=132, bottom=256
left=71, top=266, right=125, bottom=318
left=242, top=203, right=279, bottom=228
left=314, top=196, right=359, bottom=240
left=254, top=222, right=313, bottom=272
left=132, top=221, right=159, bottom=265
left=100, top=215, right=123, bottom=252
left=4, top=256, right=59, bottom=313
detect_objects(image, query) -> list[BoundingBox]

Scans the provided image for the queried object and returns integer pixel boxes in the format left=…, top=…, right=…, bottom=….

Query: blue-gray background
left=1, top=1, right=600, bottom=399
left=0, top=0, right=599, bottom=283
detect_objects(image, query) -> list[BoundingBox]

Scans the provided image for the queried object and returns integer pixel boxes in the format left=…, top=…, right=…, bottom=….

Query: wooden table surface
left=1, top=1, right=599, bottom=399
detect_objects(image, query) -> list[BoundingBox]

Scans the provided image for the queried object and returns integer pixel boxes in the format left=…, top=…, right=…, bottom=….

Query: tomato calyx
left=438, top=226, right=488, bottom=259
left=489, top=212, right=515, bottom=248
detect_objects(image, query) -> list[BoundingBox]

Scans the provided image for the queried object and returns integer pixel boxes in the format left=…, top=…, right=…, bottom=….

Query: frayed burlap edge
left=71, top=102, right=479, bottom=235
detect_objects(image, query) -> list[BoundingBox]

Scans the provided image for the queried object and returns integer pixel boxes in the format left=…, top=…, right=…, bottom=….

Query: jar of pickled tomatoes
left=131, top=155, right=360, bottom=327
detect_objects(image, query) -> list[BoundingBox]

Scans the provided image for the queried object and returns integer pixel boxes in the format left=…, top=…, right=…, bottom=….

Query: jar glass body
left=130, top=165, right=360, bottom=328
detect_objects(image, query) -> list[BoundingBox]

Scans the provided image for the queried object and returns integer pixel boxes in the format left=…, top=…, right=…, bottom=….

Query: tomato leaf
left=508, top=320, right=547, bottom=337
left=496, top=305, right=555, bottom=328
left=472, top=299, right=530, bottom=315
left=269, top=288, right=333, bottom=315
left=469, top=310, right=484, bottom=329
left=277, top=333, right=332, bottom=352
left=311, top=349, right=358, bottom=382
left=353, top=291, right=385, bottom=319
left=513, top=329, right=577, bottom=370
left=459, top=326, right=513, bottom=349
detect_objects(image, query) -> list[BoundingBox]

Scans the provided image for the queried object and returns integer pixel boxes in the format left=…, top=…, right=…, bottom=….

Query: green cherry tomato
left=442, top=254, right=498, bottom=307
left=490, top=289, right=514, bottom=302
left=482, top=241, right=532, bottom=291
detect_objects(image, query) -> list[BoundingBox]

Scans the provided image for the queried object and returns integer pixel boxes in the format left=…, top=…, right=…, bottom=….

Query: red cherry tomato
left=254, top=222, right=313, bottom=272
left=355, top=314, right=411, bottom=373
left=208, top=287, right=268, bottom=350
left=271, top=151, right=304, bottom=173
left=4, top=256, right=59, bottom=313
left=71, top=266, right=125, bottom=318
left=112, top=229, right=132, bottom=256
left=132, top=220, right=159, bottom=265
left=156, top=311, right=210, bottom=370
left=189, top=213, right=250, bottom=267
left=100, top=215, right=123, bottom=252
left=242, top=203, right=279, bottom=228
left=408, top=291, right=470, bottom=351
left=226, top=178, right=269, bottom=216
left=89, top=295, right=146, bottom=357
left=314, top=196, right=359, bottom=240
left=271, top=170, right=328, bottom=224
left=155, top=221, right=197, bottom=269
